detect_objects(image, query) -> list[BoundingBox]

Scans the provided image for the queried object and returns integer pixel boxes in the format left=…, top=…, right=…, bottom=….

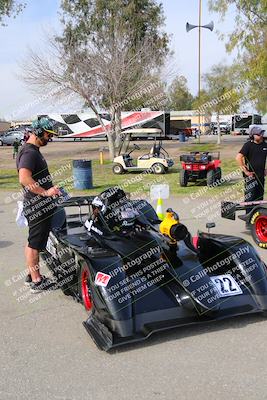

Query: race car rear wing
left=221, top=200, right=267, bottom=220
left=60, top=196, right=95, bottom=208
left=59, top=196, right=95, bottom=226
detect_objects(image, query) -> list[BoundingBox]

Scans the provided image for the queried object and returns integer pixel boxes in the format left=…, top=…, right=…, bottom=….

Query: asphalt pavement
left=0, top=190, right=266, bottom=400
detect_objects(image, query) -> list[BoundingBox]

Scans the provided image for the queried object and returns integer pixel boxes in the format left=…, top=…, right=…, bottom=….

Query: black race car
left=42, top=188, right=267, bottom=351
left=221, top=200, right=267, bottom=249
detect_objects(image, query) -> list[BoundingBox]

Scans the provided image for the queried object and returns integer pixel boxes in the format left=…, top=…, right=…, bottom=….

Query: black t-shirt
left=239, top=140, right=267, bottom=179
left=17, top=143, right=53, bottom=202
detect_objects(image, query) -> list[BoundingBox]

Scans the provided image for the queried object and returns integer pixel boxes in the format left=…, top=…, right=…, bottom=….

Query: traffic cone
left=156, top=197, right=164, bottom=221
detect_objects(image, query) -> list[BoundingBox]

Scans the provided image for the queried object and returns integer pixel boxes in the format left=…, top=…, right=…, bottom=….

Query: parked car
left=0, top=131, right=24, bottom=146
left=210, top=122, right=231, bottom=134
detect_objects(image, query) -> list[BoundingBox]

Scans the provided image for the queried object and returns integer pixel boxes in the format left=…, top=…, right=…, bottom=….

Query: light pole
left=186, top=0, right=214, bottom=140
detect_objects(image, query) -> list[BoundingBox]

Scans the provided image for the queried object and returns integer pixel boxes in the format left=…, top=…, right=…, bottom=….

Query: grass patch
left=0, top=169, right=20, bottom=189
left=0, top=158, right=243, bottom=197
left=56, top=159, right=242, bottom=196
left=182, top=143, right=220, bottom=153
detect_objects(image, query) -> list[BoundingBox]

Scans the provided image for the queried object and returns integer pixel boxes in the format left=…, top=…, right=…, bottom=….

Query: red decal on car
left=95, top=272, right=111, bottom=287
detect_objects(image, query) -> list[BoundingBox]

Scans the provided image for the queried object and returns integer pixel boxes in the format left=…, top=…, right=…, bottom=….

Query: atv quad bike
left=179, top=152, right=222, bottom=187
left=43, top=187, right=267, bottom=351
left=113, top=137, right=174, bottom=174
left=221, top=200, right=267, bottom=249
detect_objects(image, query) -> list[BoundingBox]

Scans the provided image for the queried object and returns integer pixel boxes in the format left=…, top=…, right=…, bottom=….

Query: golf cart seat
left=123, top=154, right=134, bottom=167
left=138, top=144, right=162, bottom=160
left=150, top=143, right=161, bottom=158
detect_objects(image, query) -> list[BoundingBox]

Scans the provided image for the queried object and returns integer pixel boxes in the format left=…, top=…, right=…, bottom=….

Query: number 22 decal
left=211, top=275, right=242, bottom=297
left=214, top=277, right=237, bottom=294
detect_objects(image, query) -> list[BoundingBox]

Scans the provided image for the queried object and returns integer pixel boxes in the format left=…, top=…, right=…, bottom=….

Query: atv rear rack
left=180, top=152, right=220, bottom=164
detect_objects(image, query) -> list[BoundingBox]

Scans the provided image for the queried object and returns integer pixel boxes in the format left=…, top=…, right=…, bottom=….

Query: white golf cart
left=113, top=137, right=174, bottom=174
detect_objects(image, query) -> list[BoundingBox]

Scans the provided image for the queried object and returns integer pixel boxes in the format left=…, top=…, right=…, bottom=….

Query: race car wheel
left=192, top=236, right=199, bottom=249
left=180, top=169, right=188, bottom=187
left=152, top=163, right=165, bottom=174
left=214, top=167, right=222, bottom=183
left=113, top=163, right=124, bottom=174
left=78, top=263, right=93, bottom=312
left=251, top=208, right=267, bottom=248
left=207, top=169, right=215, bottom=186
left=0, top=140, right=3, bottom=146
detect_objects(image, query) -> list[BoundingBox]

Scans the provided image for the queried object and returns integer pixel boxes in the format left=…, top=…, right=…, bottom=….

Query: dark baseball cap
left=249, top=125, right=265, bottom=136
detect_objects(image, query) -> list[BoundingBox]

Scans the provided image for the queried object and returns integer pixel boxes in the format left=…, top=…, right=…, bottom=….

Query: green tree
left=168, top=75, right=194, bottom=110
left=192, top=89, right=211, bottom=111
left=209, top=0, right=267, bottom=113
left=59, top=0, right=169, bottom=55
left=23, top=0, right=170, bottom=158
left=0, top=0, right=25, bottom=24
left=123, top=76, right=168, bottom=111
left=59, top=0, right=170, bottom=156
left=196, top=64, right=243, bottom=144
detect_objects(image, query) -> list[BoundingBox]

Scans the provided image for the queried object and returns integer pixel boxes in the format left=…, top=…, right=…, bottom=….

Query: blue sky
left=0, top=0, right=237, bottom=120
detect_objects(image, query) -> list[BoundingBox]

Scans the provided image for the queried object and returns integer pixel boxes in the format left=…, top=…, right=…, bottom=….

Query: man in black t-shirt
left=236, top=125, right=267, bottom=221
left=17, top=118, right=61, bottom=292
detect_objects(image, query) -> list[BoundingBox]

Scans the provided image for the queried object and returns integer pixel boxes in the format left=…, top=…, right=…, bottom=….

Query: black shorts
left=23, top=198, right=56, bottom=251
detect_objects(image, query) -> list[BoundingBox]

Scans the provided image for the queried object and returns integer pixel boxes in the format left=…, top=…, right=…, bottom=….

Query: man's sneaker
left=30, top=276, right=56, bottom=293
left=25, top=274, right=46, bottom=286
left=25, top=274, right=32, bottom=286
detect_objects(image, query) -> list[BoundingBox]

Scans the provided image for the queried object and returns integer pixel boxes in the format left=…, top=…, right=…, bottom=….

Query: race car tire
left=214, top=167, right=222, bottom=183
left=152, top=163, right=165, bottom=174
left=113, top=163, right=124, bottom=174
left=250, top=208, right=267, bottom=249
left=78, top=262, right=94, bottom=312
left=207, top=169, right=215, bottom=186
left=180, top=169, right=188, bottom=187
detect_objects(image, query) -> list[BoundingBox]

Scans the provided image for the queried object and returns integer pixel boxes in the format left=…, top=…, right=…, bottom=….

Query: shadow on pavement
left=0, top=241, right=14, bottom=248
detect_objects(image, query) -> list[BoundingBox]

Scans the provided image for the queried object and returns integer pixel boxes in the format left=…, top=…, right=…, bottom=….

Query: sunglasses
left=44, top=131, right=54, bottom=138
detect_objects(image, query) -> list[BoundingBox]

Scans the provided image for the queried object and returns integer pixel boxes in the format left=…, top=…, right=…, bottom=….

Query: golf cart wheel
left=251, top=208, right=267, bottom=248
left=78, top=262, right=93, bottom=312
left=113, top=163, right=124, bottom=174
left=214, top=167, right=222, bottom=183
left=152, top=163, right=165, bottom=174
left=180, top=170, right=188, bottom=187
left=207, top=169, right=215, bottom=186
